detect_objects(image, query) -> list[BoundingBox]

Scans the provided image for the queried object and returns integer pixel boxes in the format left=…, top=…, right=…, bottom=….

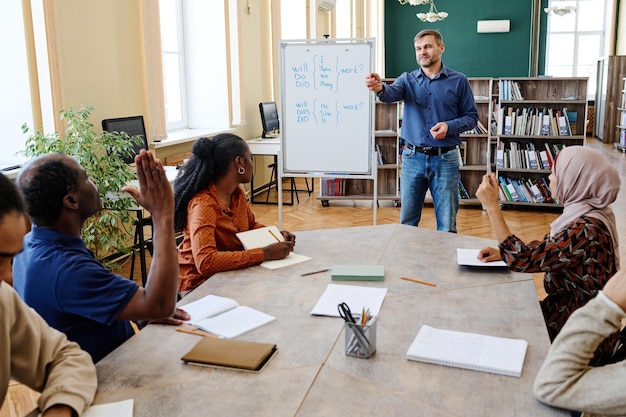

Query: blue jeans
left=400, top=146, right=460, bottom=232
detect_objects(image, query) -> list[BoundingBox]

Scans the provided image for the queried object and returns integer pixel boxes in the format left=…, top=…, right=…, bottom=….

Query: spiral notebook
left=406, top=325, right=528, bottom=377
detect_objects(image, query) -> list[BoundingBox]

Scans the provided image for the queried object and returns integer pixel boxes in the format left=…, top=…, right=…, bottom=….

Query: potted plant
left=21, top=106, right=144, bottom=268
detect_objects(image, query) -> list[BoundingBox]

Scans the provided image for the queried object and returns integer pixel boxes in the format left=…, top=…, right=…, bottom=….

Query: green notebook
left=331, top=265, right=385, bottom=281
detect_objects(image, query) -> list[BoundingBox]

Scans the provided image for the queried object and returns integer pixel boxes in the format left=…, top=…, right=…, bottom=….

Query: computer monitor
left=101, top=115, right=148, bottom=164
left=259, top=102, right=280, bottom=138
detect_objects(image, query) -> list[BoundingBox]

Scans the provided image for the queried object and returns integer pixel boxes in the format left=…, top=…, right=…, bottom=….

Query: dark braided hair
left=17, top=154, right=79, bottom=226
left=174, top=133, right=248, bottom=231
left=0, top=173, right=26, bottom=220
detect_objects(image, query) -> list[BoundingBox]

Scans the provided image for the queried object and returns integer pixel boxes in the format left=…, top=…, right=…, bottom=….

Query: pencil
left=176, top=327, right=219, bottom=338
left=300, top=268, right=330, bottom=276
left=268, top=229, right=282, bottom=242
left=401, top=276, right=437, bottom=287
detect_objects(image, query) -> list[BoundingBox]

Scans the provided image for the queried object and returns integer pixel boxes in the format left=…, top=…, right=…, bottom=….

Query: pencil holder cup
left=344, top=316, right=377, bottom=359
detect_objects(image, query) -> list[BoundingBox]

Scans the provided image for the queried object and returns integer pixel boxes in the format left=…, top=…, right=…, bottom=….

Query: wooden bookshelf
left=494, top=77, right=588, bottom=208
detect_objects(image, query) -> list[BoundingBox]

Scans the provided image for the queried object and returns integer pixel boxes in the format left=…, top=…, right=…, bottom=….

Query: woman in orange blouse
left=174, top=134, right=295, bottom=293
left=475, top=146, right=620, bottom=365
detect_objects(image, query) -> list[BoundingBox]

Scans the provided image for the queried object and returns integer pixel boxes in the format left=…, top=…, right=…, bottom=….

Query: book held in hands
left=236, top=225, right=311, bottom=269
left=406, top=325, right=528, bottom=377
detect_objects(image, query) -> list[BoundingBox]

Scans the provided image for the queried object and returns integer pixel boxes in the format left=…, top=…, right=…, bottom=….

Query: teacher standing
left=366, top=29, right=477, bottom=232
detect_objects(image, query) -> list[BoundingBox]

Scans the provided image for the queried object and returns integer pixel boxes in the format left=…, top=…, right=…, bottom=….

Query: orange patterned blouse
left=178, top=183, right=265, bottom=292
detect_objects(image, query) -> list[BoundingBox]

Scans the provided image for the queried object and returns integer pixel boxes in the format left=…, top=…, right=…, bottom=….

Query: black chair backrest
left=102, top=115, right=148, bottom=164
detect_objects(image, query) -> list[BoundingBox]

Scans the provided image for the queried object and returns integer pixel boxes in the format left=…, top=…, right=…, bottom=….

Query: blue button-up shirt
left=378, top=65, right=478, bottom=148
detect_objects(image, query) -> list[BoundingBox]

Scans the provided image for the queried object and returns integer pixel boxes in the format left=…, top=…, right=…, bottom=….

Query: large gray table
left=95, top=224, right=568, bottom=416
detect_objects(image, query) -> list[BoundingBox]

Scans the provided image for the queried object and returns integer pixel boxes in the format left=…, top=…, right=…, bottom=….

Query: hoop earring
left=238, top=166, right=245, bottom=175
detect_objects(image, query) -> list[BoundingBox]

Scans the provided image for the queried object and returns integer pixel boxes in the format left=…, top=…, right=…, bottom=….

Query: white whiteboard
left=279, top=39, right=374, bottom=174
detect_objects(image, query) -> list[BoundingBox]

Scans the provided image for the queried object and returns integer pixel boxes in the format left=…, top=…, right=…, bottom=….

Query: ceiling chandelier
left=544, top=5, right=578, bottom=16
left=398, top=0, right=448, bottom=23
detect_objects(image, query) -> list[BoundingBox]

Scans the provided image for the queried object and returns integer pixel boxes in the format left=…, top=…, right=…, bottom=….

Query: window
left=281, top=0, right=307, bottom=39
left=544, top=0, right=609, bottom=99
left=159, top=0, right=232, bottom=131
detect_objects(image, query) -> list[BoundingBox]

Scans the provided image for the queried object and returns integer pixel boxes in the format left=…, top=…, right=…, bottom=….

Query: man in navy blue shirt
left=13, top=150, right=188, bottom=362
left=366, top=29, right=477, bottom=232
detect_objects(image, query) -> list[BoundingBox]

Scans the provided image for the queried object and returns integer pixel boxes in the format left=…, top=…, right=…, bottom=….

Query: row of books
left=495, top=142, right=565, bottom=170
left=498, top=80, right=524, bottom=101
left=320, top=178, right=347, bottom=196
left=462, top=120, right=489, bottom=135
left=497, top=176, right=555, bottom=204
left=495, top=106, right=576, bottom=137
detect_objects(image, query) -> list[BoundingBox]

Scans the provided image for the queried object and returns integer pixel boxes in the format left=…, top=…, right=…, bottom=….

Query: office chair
left=102, top=116, right=152, bottom=285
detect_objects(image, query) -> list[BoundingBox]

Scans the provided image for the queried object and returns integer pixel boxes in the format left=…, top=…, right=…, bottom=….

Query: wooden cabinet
left=494, top=77, right=588, bottom=208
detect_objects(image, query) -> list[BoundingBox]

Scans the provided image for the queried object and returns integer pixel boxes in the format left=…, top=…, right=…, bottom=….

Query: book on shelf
left=503, top=115, right=512, bottom=135
left=495, top=146, right=505, bottom=169
left=182, top=294, right=276, bottom=339
left=375, top=144, right=384, bottom=165
left=557, top=113, right=570, bottom=136
left=236, top=226, right=311, bottom=269
left=181, top=336, right=278, bottom=372
left=406, top=325, right=528, bottom=378
left=458, top=179, right=470, bottom=199
left=541, top=114, right=551, bottom=136
left=321, top=178, right=347, bottom=197
left=539, top=150, right=551, bottom=170
left=458, top=141, right=467, bottom=166
left=563, top=108, right=576, bottom=135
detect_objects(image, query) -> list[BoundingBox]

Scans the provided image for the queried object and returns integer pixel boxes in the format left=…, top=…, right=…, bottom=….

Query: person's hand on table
left=477, top=246, right=503, bottom=262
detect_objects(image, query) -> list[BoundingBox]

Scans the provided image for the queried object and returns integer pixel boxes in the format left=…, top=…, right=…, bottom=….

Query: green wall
left=384, top=0, right=540, bottom=78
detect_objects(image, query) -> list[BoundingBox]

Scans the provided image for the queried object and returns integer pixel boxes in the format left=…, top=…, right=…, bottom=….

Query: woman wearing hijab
left=475, top=145, right=620, bottom=365
left=174, top=134, right=296, bottom=294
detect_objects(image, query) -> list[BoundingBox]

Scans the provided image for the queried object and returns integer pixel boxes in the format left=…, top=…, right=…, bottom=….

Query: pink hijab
left=550, top=145, right=620, bottom=268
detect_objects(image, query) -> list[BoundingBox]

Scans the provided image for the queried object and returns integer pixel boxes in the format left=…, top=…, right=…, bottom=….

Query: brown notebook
left=181, top=337, right=277, bottom=372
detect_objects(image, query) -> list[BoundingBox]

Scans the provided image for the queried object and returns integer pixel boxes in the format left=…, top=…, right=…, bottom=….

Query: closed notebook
left=331, top=265, right=384, bottom=281
left=406, top=325, right=528, bottom=378
left=181, top=336, right=277, bottom=372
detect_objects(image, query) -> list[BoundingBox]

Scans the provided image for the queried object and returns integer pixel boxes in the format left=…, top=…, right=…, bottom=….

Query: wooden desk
left=246, top=137, right=312, bottom=205
left=95, top=225, right=566, bottom=416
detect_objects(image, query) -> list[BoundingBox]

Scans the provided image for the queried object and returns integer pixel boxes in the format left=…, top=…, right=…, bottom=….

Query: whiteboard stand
left=277, top=37, right=376, bottom=229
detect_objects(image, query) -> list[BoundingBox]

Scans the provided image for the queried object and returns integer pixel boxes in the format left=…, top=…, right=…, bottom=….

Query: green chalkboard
left=384, top=0, right=540, bottom=78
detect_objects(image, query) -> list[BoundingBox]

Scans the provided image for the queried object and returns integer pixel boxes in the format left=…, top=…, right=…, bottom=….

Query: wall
left=384, top=0, right=536, bottom=78
left=52, top=0, right=147, bottom=132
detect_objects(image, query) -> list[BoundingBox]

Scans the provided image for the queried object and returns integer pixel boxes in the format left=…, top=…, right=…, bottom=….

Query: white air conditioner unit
left=476, top=20, right=511, bottom=33
left=319, top=0, right=337, bottom=11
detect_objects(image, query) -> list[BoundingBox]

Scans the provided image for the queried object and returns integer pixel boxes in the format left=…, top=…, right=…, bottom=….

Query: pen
left=300, top=268, right=330, bottom=276
left=176, top=327, right=219, bottom=338
left=401, top=276, right=437, bottom=287
left=268, top=229, right=282, bottom=242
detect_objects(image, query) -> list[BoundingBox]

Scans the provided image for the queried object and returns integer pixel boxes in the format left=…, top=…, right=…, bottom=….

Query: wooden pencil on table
left=401, top=276, right=437, bottom=287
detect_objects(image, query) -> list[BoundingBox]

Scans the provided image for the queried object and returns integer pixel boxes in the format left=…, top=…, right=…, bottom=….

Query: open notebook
left=182, top=294, right=275, bottom=338
left=236, top=225, right=311, bottom=269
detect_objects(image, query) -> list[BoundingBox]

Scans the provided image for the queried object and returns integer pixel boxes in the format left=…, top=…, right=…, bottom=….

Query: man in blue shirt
left=13, top=150, right=188, bottom=362
left=366, top=29, right=478, bottom=232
